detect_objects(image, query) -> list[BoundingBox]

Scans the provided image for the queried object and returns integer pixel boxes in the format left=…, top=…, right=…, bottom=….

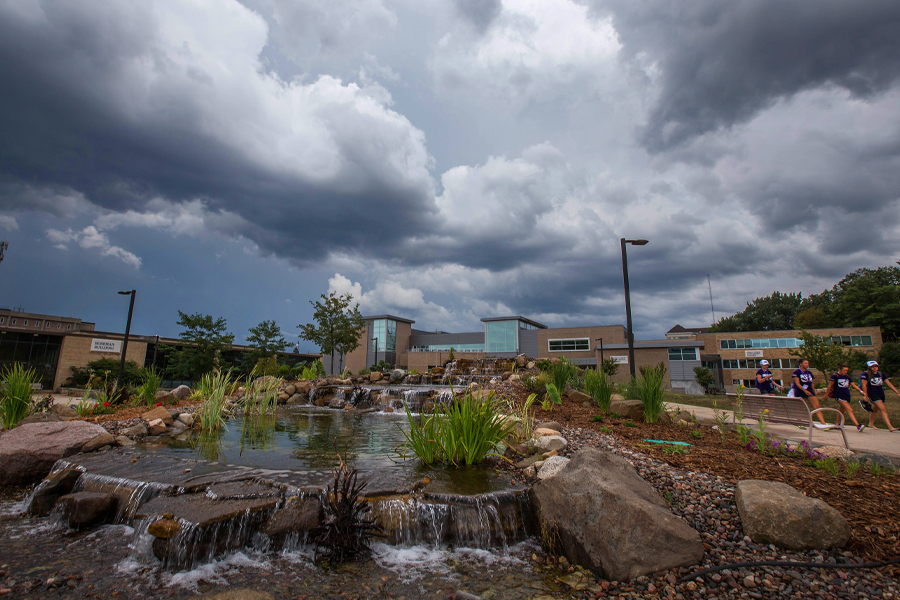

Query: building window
left=830, top=335, right=873, bottom=347
left=372, top=319, right=397, bottom=353
left=66, top=324, right=71, bottom=330
left=410, top=343, right=484, bottom=353
left=485, top=320, right=518, bottom=353
left=56, top=323, right=61, bottom=329
left=667, top=347, right=698, bottom=361
left=35, top=321, right=41, bottom=327
left=0, top=317, right=4, bottom=324
left=22, top=320, right=27, bottom=326
left=720, top=337, right=803, bottom=349
left=11, top=318, right=16, bottom=325
left=548, top=339, right=590, bottom=352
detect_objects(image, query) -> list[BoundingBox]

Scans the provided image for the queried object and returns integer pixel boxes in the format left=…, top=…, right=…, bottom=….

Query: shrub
left=617, top=377, right=641, bottom=400
left=68, top=358, right=142, bottom=387
left=358, top=368, right=370, bottom=376
left=521, top=372, right=546, bottom=393
left=635, top=362, right=668, bottom=424
left=254, top=356, right=279, bottom=377
left=548, top=358, right=578, bottom=392
left=137, top=366, right=162, bottom=408
left=583, top=369, right=613, bottom=411
left=536, top=359, right=552, bottom=372
left=600, top=357, right=620, bottom=377
left=0, top=363, right=38, bottom=429
left=692, top=366, right=715, bottom=392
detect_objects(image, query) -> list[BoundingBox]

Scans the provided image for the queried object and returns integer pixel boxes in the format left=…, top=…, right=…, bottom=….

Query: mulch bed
left=490, top=380, right=900, bottom=565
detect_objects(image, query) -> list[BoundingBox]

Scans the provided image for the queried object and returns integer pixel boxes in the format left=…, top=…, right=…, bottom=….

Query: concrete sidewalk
left=669, top=402, right=900, bottom=460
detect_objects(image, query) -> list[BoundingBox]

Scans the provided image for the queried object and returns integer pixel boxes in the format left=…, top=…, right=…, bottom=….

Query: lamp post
left=372, top=337, right=378, bottom=369
left=620, top=238, right=648, bottom=379
left=116, top=290, right=136, bottom=389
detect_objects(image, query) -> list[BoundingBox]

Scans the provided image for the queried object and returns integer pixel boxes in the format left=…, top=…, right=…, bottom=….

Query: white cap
left=760, top=360, right=769, bottom=366
left=867, top=360, right=879, bottom=367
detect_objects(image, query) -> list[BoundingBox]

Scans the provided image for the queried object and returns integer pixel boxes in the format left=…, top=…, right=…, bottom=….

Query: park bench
left=726, top=392, right=849, bottom=450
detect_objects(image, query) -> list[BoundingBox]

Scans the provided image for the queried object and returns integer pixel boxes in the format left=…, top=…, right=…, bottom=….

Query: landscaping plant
left=0, top=363, right=38, bottom=429
left=548, top=357, right=578, bottom=392
left=195, top=370, right=234, bottom=433
left=137, top=366, right=162, bottom=408
left=544, top=382, right=562, bottom=407
left=583, top=369, right=613, bottom=411
left=505, top=393, right=537, bottom=442
left=635, top=362, right=668, bottom=423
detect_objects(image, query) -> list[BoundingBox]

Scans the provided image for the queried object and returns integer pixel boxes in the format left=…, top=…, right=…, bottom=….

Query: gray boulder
left=259, top=497, right=324, bottom=546
left=537, top=456, right=570, bottom=480
left=141, top=406, right=174, bottom=426
left=121, top=423, right=148, bottom=437
left=172, top=385, right=192, bottom=400
left=26, top=464, right=85, bottom=516
left=389, top=369, right=406, bottom=383
left=735, top=480, right=850, bottom=550
left=53, top=492, right=119, bottom=529
left=155, top=390, right=176, bottom=404
left=81, top=432, right=115, bottom=453
left=849, top=453, right=895, bottom=471
left=533, top=435, right=567, bottom=453
left=15, top=411, right=62, bottom=426
left=530, top=448, right=703, bottom=580
left=0, top=421, right=109, bottom=485
left=286, top=393, right=305, bottom=405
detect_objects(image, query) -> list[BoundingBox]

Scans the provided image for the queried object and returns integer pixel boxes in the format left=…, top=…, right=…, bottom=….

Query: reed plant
left=548, top=357, right=578, bottom=392
left=398, top=405, right=444, bottom=465
left=137, top=366, right=162, bottom=407
left=635, top=362, right=668, bottom=424
left=242, top=371, right=280, bottom=415
left=0, top=363, right=38, bottom=429
left=195, top=370, right=233, bottom=433
left=505, top=393, right=537, bottom=442
left=583, top=369, right=613, bottom=411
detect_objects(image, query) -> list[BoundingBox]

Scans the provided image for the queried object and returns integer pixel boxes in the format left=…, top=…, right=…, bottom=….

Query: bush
left=253, top=356, right=279, bottom=377
left=1, top=363, right=38, bottom=429
left=521, top=372, right=546, bottom=393
left=636, top=362, right=668, bottom=424
left=548, top=357, right=578, bottom=392
left=879, top=342, right=900, bottom=377
left=600, top=358, right=620, bottom=377
left=693, top=366, right=715, bottom=392
left=136, top=367, right=162, bottom=408
left=68, top=358, right=142, bottom=387
left=583, top=369, right=613, bottom=411
left=358, top=368, right=370, bottom=376
left=617, top=377, right=641, bottom=400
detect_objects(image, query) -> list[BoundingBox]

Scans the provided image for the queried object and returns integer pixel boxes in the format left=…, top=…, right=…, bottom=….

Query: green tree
left=600, top=357, right=620, bottom=377
left=792, top=307, right=832, bottom=329
left=692, top=366, right=715, bottom=391
left=879, top=342, right=900, bottom=377
left=166, top=311, right=235, bottom=379
left=299, top=292, right=365, bottom=374
left=245, top=319, right=289, bottom=365
left=709, top=292, right=803, bottom=332
left=829, top=264, right=900, bottom=341
left=789, top=330, right=868, bottom=379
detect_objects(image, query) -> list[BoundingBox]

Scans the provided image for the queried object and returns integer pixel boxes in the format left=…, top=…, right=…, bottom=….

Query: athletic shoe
left=857, top=424, right=866, bottom=432
left=859, top=399, right=874, bottom=413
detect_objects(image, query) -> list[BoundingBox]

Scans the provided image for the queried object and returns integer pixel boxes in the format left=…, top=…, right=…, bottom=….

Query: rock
left=550, top=357, right=561, bottom=365
left=147, top=419, right=167, bottom=435
left=115, top=435, right=135, bottom=447
left=0, top=421, right=109, bottom=486
left=537, top=456, right=570, bottom=479
left=383, top=406, right=394, bottom=413
left=15, top=411, right=63, bottom=426
left=171, top=385, right=192, bottom=400
left=501, top=371, right=512, bottom=381
left=430, top=367, right=445, bottom=375
left=26, top=465, right=85, bottom=516
left=53, top=492, right=119, bottom=529
left=533, top=427, right=560, bottom=438
left=530, top=448, right=704, bottom=580
left=538, top=421, right=563, bottom=432
left=523, top=465, right=537, bottom=478
left=283, top=384, right=296, bottom=396
left=849, top=452, right=896, bottom=471
left=369, top=371, right=383, bottom=382
left=515, top=353, right=527, bottom=367
left=516, top=454, right=543, bottom=469
left=49, top=404, right=79, bottom=420
left=121, top=423, right=148, bottom=437
left=526, top=361, right=536, bottom=370
left=295, top=380, right=313, bottom=394
left=389, top=369, right=406, bottom=383
left=259, top=497, right=324, bottom=545
left=81, top=432, right=115, bottom=453
left=735, top=480, right=850, bottom=550
left=328, top=398, right=346, bottom=409
left=286, top=393, right=304, bottom=405
left=277, top=392, right=290, bottom=403
left=569, top=390, right=592, bottom=404
left=534, top=435, right=567, bottom=452
left=177, top=413, right=194, bottom=427
left=609, top=393, right=625, bottom=402
left=609, top=399, right=644, bottom=420
left=148, top=517, right=180, bottom=539
left=171, top=420, right=187, bottom=430
left=155, top=390, right=176, bottom=404
left=816, top=445, right=854, bottom=461
left=142, top=406, right=174, bottom=426
left=191, top=590, right=275, bottom=600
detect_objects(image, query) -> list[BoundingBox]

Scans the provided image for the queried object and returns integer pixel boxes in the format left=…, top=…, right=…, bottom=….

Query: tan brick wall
left=395, top=322, right=412, bottom=367
left=602, top=347, right=672, bottom=387
left=537, top=325, right=626, bottom=361
left=696, top=327, right=882, bottom=387
left=344, top=324, right=370, bottom=375
left=54, top=334, right=148, bottom=390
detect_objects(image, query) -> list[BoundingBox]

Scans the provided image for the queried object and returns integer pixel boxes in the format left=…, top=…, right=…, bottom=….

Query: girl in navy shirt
left=824, top=364, right=865, bottom=432
left=860, top=360, right=900, bottom=431
left=792, top=359, right=826, bottom=425
left=755, top=360, right=783, bottom=394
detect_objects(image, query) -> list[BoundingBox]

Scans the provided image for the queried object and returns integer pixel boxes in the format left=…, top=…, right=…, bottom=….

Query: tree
left=600, top=357, right=620, bottom=377
left=246, top=320, right=289, bottom=365
left=789, top=330, right=868, bottom=379
left=792, top=307, right=832, bottom=329
left=299, top=292, right=365, bottom=374
left=709, top=292, right=803, bottom=332
left=830, top=264, right=900, bottom=341
left=879, top=342, right=900, bottom=377
left=166, top=311, right=235, bottom=379
left=692, top=366, right=715, bottom=392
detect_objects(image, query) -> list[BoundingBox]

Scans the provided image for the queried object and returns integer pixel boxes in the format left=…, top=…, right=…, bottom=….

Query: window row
left=829, top=335, right=873, bottom=347
left=722, top=358, right=801, bottom=370
left=0, top=316, right=72, bottom=331
left=719, top=337, right=803, bottom=349
left=668, top=347, right=698, bottom=361
left=548, top=339, right=590, bottom=352
left=409, top=344, right=484, bottom=353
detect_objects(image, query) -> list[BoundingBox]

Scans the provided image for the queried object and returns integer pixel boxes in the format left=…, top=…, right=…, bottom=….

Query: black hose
left=677, top=557, right=900, bottom=584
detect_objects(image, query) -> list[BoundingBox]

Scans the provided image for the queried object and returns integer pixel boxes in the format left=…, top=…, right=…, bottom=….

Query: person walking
left=860, top=360, right=900, bottom=431
left=755, top=360, right=783, bottom=394
left=792, top=359, right=826, bottom=425
left=824, top=364, right=865, bottom=432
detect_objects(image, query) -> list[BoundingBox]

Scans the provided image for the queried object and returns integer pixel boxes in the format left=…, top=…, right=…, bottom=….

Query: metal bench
left=726, top=392, right=848, bottom=450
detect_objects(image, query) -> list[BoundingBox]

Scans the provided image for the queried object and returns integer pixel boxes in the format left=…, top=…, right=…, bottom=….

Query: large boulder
left=15, top=411, right=62, bottom=426
left=0, top=421, right=109, bottom=485
left=369, top=371, right=383, bottom=383
left=171, top=385, right=192, bottom=400
left=515, top=354, right=528, bottom=368
left=81, top=432, right=115, bottom=453
left=259, top=497, right=324, bottom=546
left=155, top=390, right=176, bottom=404
left=609, top=399, right=644, bottom=420
left=26, top=465, right=85, bottom=516
left=735, top=480, right=851, bottom=550
left=53, top=492, right=119, bottom=529
left=530, top=448, right=703, bottom=580
left=389, top=369, right=406, bottom=383
left=141, top=406, right=174, bottom=426
left=568, top=390, right=593, bottom=405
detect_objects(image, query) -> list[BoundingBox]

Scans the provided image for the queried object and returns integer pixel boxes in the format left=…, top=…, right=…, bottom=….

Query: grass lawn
left=666, top=389, right=900, bottom=429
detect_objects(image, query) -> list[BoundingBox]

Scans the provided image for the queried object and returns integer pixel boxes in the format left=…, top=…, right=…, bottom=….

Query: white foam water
left=164, top=551, right=271, bottom=591
left=370, top=541, right=533, bottom=584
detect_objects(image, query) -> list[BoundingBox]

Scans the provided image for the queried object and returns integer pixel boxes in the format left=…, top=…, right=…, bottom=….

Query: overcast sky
left=1, top=0, right=899, bottom=349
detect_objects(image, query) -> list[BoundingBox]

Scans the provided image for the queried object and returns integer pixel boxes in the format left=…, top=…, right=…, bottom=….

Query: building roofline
left=480, top=316, right=548, bottom=329
left=363, top=314, right=416, bottom=324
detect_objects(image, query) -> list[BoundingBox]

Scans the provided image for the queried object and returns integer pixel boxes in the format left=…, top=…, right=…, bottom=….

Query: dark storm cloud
left=0, top=1, right=437, bottom=267
left=593, top=0, right=900, bottom=151
left=452, top=0, right=502, bottom=34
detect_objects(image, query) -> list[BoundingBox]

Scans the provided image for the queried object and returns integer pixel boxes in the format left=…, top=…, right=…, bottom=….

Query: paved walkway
left=670, top=402, right=900, bottom=460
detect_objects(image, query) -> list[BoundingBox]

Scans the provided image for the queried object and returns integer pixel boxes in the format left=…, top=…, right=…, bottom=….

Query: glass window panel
left=720, top=340, right=727, bottom=349
left=769, top=339, right=778, bottom=348
left=728, top=340, right=736, bottom=349
left=681, top=348, right=697, bottom=360
left=862, top=336, right=872, bottom=346
left=668, top=348, right=681, bottom=360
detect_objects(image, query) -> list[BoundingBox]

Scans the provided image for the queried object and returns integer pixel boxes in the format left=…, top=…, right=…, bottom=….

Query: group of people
left=755, top=359, right=900, bottom=431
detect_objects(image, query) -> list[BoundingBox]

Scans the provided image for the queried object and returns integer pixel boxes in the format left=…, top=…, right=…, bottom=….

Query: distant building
left=0, top=307, right=319, bottom=390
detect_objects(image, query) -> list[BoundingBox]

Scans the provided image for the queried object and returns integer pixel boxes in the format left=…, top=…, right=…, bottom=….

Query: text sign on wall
left=91, top=339, right=122, bottom=353
left=744, top=350, right=764, bottom=358
left=609, top=355, right=629, bottom=364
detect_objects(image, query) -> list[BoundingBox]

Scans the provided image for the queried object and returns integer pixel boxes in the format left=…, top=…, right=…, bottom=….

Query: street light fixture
left=620, top=238, right=648, bottom=379
left=116, top=290, right=136, bottom=389
left=372, top=337, right=379, bottom=368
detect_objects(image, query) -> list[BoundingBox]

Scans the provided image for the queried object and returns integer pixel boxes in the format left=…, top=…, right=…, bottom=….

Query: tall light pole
left=621, top=238, right=648, bottom=379
left=116, top=290, right=136, bottom=389
left=372, top=337, right=378, bottom=368
left=0, top=241, right=8, bottom=264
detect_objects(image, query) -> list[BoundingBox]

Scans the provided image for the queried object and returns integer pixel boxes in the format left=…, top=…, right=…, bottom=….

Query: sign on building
left=609, top=355, right=629, bottom=364
left=91, top=339, right=122, bottom=353
left=744, top=350, right=763, bottom=358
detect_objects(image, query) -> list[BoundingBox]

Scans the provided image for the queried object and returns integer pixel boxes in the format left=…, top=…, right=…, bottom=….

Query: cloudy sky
left=1, top=0, right=899, bottom=349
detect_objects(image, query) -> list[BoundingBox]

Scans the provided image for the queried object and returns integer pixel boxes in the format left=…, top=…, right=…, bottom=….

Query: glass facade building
left=372, top=319, right=397, bottom=353
left=485, top=320, right=518, bottom=353
left=0, top=332, right=63, bottom=389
